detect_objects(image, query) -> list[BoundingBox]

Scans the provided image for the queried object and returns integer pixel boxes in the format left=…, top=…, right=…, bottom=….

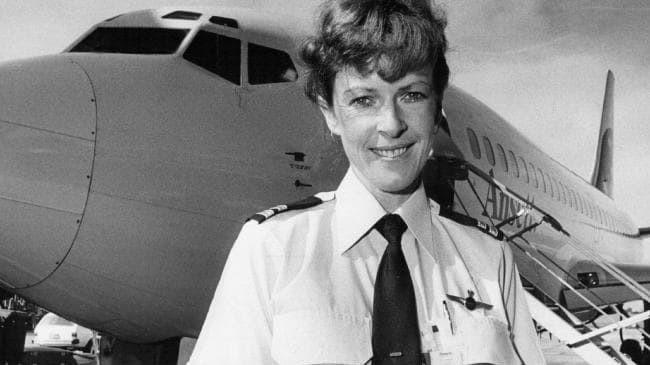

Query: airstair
left=433, top=156, right=650, bottom=365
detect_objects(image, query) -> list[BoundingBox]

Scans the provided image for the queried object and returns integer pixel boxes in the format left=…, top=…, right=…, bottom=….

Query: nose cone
left=0, top=55, right=95, bottom=288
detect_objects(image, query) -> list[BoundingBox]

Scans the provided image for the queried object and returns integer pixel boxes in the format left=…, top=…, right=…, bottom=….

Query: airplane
left=0, top=5, right=649, bottom=364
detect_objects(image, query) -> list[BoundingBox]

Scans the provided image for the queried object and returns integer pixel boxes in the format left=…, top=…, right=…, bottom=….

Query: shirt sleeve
left=501, top=243, right=547, bottom=365
left=187, top=221, right=282, bottom=365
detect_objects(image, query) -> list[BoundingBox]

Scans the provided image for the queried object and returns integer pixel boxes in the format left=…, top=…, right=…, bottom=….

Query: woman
left=188, top=0, right=545, bottom=364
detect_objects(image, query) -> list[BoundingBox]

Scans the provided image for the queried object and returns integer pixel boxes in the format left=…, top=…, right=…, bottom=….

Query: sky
left=1, top=0, right=649, bottom=228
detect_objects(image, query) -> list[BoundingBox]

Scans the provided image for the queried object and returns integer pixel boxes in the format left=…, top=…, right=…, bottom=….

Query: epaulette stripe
left=247, top=193, right=334, bottom=223
left=439, top=208, right=505, bottom=241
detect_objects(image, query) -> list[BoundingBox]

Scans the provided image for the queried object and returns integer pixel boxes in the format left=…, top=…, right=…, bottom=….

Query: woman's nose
left=376, top=101, right=405, bottom=138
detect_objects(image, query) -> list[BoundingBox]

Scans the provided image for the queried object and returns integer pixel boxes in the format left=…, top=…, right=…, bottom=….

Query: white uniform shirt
left=188, top=169, right=546, bottom=365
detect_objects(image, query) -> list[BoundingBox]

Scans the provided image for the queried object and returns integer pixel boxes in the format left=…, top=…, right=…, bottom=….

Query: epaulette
left=439, top=208, right=505, bottom=241
left=246, top=192, right=335, bottom=223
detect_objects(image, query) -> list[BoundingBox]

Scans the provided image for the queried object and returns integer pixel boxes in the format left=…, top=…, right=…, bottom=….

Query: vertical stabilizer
left=590, top=70, right=614, bottom=198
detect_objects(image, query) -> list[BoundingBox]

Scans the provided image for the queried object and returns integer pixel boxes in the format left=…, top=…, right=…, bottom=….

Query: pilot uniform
left=187, top=169, right=546, bottom=365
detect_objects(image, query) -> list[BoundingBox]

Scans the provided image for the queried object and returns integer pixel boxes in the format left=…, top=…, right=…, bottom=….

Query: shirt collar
left=395, top=183, right=435, bottom=258
left=334, top=168, right=434, bottom=255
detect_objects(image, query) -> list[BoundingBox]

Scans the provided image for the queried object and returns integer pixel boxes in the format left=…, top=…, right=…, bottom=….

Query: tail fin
left=590, top=70, right=614, bottom=198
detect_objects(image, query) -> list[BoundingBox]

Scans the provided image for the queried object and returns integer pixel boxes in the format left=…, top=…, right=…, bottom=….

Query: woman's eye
left=350, top=96, right=375, bottom=107
left=402, top=92, right=427, bottom=103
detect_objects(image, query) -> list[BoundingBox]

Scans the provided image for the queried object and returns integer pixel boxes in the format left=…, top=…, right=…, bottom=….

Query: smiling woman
left=188, top=1, right=545, bottom=364
left=320, top=66, right=438, bottom=211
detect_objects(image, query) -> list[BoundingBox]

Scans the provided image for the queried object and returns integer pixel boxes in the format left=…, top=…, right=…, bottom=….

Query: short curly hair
left=300, top=0, right=449, bottom=107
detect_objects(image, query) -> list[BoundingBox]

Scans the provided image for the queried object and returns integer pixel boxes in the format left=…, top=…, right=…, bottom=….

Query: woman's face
left=321, top=66, right=440, bottom=198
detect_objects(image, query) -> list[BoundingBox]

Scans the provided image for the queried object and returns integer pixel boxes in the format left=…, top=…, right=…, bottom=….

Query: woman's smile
left=370, top=143, right=414, bottom=159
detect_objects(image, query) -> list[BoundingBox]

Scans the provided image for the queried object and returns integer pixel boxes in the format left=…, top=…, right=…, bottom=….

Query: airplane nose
left=0, top=55, right=96, bottom=289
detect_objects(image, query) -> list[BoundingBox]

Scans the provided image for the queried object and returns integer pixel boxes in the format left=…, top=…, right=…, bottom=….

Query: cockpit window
left=209, top=16, right=238, bottom=29
left=248, top=43, right=297, bottom=85
left=183, top=30, right=241, bottom=85
left=70, top=27, right=189, bottom=54
left=162, top=11, right=202, bottom=20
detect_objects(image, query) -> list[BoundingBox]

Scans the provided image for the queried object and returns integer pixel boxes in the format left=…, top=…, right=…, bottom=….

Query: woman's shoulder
left=243, top=191, right=337, bottom=243
left=246, top=191, right=336, bottom=225
left=433, top=204, right=509, bottom=263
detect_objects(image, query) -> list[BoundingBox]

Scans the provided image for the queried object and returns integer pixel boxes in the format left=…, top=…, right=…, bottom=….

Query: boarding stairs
left=437, top=157, right=650, bottom=365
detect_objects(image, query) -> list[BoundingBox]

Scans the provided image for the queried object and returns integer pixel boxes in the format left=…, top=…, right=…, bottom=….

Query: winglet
left=590, top=70, right=614, bottom=198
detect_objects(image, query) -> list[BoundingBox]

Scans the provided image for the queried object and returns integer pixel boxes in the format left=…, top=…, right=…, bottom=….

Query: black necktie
left=372, top=214, right=422, bottom=364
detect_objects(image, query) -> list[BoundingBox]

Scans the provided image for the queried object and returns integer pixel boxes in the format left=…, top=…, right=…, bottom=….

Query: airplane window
left=550, top=177, right=556, bottom=199
left=529, top=163, right=538, bottom=188
left=482, top=137, right=495, bottom=166
left=209, top=16, right=239, bottom=28
left=70, top=27, right=189, bottom=54
left=569, top=190, right=578, bottom=210
left=162, top=11, right=202, bottom=20
left=183, top=30, right=241, bottom=85
left=538, top=169, right=545, bottom=193
left=562, top=185, right=571, bottom=207
left=467, top=128, right=481, bottom=159
left=578, top=195, right=583, bottom=212
left=507, top=150, right=519, bottom=178
left=518, top=156, right=528, bottom=182
left=496, top=144, right=508, bottom=172
left=559, top=182, right=567, bottom=204
left=248, top=43, right=298, bottom=84
left=547, top=174, right=554, bottom=198
left=598, top=208, right=604, bottom=225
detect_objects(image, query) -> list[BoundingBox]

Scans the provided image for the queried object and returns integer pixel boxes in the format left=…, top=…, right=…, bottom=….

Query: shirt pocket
left=455, top=315, right=518, bottom=365
left=271, top=310, right=372, bottom=365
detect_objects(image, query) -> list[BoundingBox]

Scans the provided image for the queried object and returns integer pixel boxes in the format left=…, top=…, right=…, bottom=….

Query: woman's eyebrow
left=342, top=87, right=376, bottom=96
left=398, top=81, right=431, bottom=91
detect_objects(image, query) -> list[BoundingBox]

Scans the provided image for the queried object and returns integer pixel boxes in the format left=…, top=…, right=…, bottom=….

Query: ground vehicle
left=33, top=313, right=94, bottom=352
